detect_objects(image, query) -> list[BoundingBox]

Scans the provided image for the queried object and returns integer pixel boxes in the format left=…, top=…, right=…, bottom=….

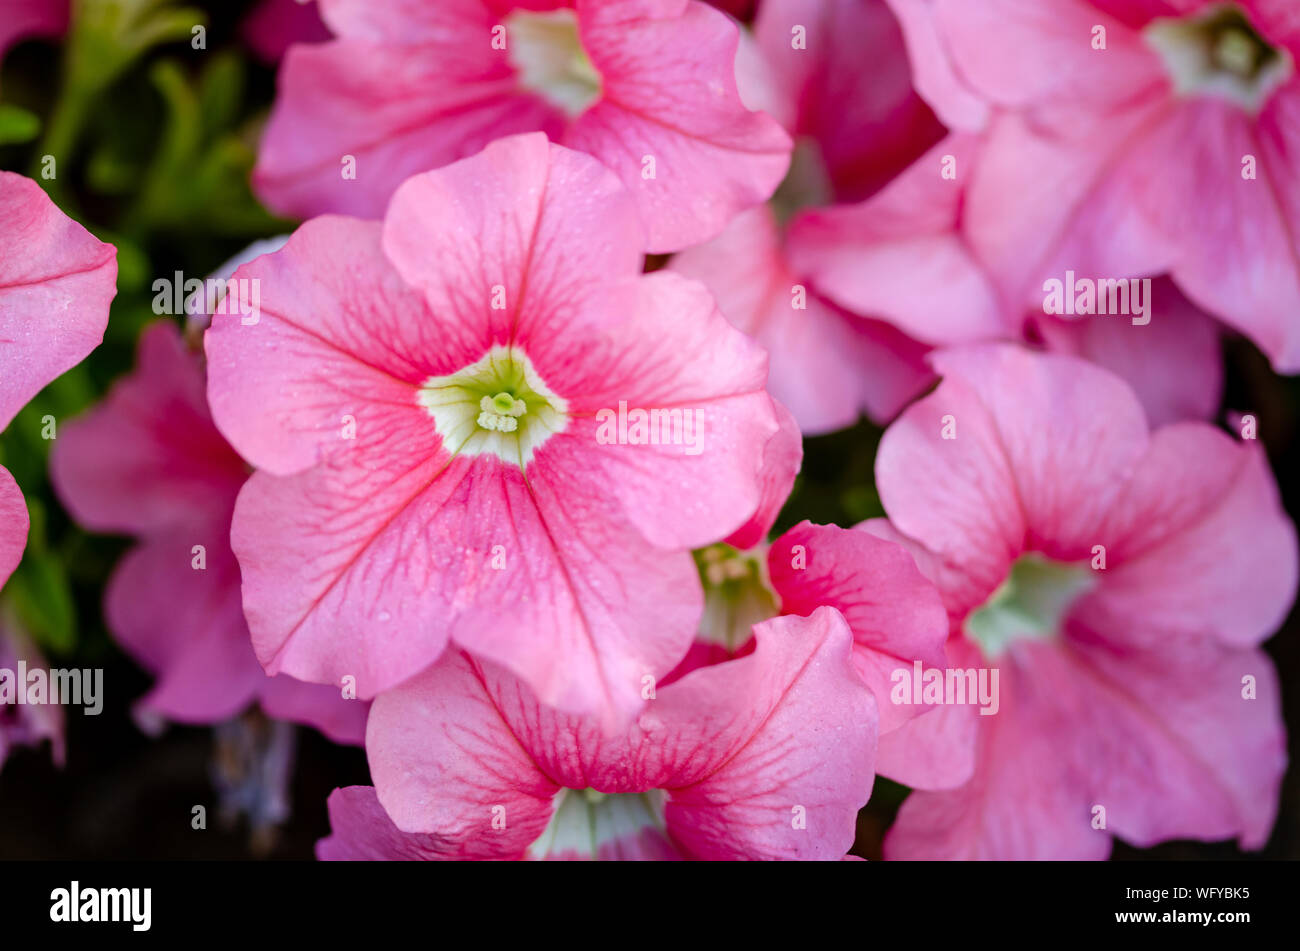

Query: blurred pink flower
left=747, top=0, right=945, bottom=202
left=706, top=0, right=756, bottom=21
left=51, top=322, right=366, bottom=744
left=885, top=0, right=1300, bottom=371
left=207, top=134, right=785, bottom=724
left=241, top=0, right=331, bottom=64
left=321, top=607, right=874, bottom=860
left=0, top=615, right=65, bottom=773
left=867, top=344, right=1295, bottom=858
left=672, top=0, right=943, bottom=433
left=673, top=206, right=934, bottom=432
left=791, top=133, right=1226, bottom=428
left=253, top=0, right=791, bottom=253
left=0, top=0, right=66, bottom=63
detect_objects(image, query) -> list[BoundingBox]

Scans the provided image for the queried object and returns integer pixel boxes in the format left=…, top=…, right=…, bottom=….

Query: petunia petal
left=0, top=171, right=116, bottom=432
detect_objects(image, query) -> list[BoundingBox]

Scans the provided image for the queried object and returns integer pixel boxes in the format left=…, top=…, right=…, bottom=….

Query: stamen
left=418, top=345, right=567, bottom=466
left=694, top=544, right=778, bottom=654
left=477, top=392, right=527, bottom=432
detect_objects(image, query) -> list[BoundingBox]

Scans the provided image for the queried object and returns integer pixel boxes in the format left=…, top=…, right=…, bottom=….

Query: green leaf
left=6, top=501, right=78, bottom=655
left=33, top=0, right=209, bottom=191
left=197, top=52, right=245, bottom=136
left=8, top=553, right=79, bottom=655
left=0, top=104, right=41, bottom=145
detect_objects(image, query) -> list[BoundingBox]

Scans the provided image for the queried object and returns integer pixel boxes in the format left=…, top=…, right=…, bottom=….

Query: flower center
left=506, top=9, right=602, bottom=118
left=770, top=138, right=835, bottom=225
left=418, top=345, right=567, bottom=467
left=963, top=554, right=1096, bottom=659
left=693, top=544, right=778, bottom=653
left=478, top=391, right=526, bottom=432
left=1145, top=3, right=1292, bottom=112
left=526, top=788, right=668, bottom=860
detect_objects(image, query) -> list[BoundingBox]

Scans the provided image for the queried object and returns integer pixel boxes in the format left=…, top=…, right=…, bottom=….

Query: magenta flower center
left=506, top=9, right=603, bottom=118
left=1145, top=3, right=1292, bottom=112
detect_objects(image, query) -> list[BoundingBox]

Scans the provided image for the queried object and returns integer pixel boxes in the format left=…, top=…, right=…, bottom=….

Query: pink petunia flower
left=671, top=0, right=943, bottom=433
left=746, top=0, right=945, bottom=204
left=863, top=344, right=1295, bottom=858
left=320, top=607, right=874, bottom=860
left=252, top=0, right=792, bottom=253
left=789, top=133, right=1226, bottom=428
left=766, top=520, right=966, bottom=788
left=670, top=516, right=956, bottom=789
left=206, top=133, right=785, bottom=724
left=51, top=321, right=367, bottom=744
left=672, top=207, right=935, bottom=433
left=885, top=0, right=1300, bottom=372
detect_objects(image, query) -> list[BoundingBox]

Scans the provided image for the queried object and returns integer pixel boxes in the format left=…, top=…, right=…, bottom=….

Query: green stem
left=31, top=82, right=92, bottom=202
